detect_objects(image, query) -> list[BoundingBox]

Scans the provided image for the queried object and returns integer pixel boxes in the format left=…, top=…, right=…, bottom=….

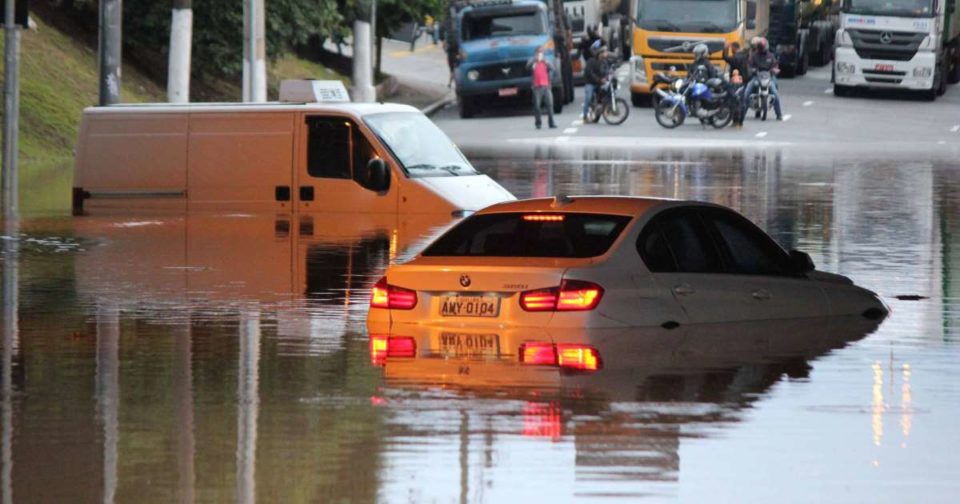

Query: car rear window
left=422, top=213, right=632, bottom=258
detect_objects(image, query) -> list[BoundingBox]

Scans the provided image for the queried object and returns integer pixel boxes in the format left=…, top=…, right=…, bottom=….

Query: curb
left=421, top=95, right=455, bottom=117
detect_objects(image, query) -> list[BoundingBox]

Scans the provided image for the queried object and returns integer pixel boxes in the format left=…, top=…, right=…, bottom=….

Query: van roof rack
left=279, top=80, right=351, bottom=103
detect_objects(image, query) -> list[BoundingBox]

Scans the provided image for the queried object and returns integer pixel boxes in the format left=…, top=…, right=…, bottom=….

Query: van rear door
left=295, top=114, right=398, bottom=213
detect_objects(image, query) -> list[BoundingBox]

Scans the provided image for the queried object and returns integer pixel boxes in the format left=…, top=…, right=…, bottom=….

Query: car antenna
left=551, top=194, right=573, bottom=208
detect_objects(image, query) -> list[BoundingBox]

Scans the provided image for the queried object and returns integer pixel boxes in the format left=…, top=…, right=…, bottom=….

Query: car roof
left=83, top=101, right=419, bottom=117
left=476, top=196, right=693, bottom=217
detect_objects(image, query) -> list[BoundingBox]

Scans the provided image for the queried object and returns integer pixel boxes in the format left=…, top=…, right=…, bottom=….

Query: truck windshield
left=636, top=0, right=739, bottom=33
left=364, top=112, right=478, bottom=178
left=843, top=0, right=935, bottom=17
left=462, top=8, right=547, bottom=40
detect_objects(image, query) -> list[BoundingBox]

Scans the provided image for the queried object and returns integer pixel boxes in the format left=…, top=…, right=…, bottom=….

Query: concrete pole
left=242, top=0, right=266, bottom=102
left=2, top=0, right=21, bottom=217
left=352, top=20, right=376, bottom=102
left=167, top=0, right=193, bottom=103
left=98, top=0, right=122, bottom=105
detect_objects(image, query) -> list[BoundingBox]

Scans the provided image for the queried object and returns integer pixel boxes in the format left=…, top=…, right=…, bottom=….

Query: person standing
left=527, top=48, right=558, bottom=129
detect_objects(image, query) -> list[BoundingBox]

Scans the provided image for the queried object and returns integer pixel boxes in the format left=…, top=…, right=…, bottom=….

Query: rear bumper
left=834, top=47, right=936, bottom=90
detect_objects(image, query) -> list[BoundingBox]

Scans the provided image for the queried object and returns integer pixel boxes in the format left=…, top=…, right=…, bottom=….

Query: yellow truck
left=628, top=0, right=769, bottom=105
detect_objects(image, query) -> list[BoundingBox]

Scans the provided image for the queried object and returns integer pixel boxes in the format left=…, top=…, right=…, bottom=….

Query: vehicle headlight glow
left=672, top=79, right=684, bottom=92
left=836, top=62, right=856, bottom=74
left=631, top=56, right=647, bottom=84
left=467, top=69, right=480, bottom=81
left=913, top=67, right=932, bottom=78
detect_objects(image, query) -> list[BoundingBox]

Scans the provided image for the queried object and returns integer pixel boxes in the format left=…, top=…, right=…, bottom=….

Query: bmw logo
left=459, top=274, right=471, bottom=288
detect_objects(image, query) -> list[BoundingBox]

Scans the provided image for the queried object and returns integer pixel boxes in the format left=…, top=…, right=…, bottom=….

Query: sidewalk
left=324, top=36, right=455, bottom=113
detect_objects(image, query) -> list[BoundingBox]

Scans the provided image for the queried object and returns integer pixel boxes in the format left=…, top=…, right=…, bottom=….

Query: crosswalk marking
left=803, top=101, right=814, bottom=107
left=755, top=131, right=768, bottom=138
left=563, top=127, right=578, bottom=134
left=951, top=125, right=960, bottom=133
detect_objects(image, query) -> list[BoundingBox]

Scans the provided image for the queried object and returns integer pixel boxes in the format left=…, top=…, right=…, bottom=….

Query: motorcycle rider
left=583, top=41, right=609, bottom=120
left=742, top=37, right=783, bottom=121
left=689, top=43, right=719, bottom=81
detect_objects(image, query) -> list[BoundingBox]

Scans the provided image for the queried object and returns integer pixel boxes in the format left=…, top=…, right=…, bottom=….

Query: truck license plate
left=440, top=295, right=500, bottom=317
left=498, top=87, right=519, bottom=97
left=875, top=64, right=894, bottom=72
left=439, top=332, right=500, bottom=357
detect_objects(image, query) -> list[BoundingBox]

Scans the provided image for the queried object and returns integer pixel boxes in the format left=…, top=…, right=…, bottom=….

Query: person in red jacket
left=526, top=48, right=558, bottom=129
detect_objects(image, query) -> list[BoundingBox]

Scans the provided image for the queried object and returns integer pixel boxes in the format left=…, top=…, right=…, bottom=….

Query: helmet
left=692, top=43, right=709, bottom=59
left=752, top=37, right=768, bottom=51
left=590, top=39, right=604, bottom=56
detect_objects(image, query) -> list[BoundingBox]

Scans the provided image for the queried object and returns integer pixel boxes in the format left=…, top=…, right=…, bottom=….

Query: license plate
left=875, top=64, right=894, bottom=72
left=440, top=295, right=500, bottom=317
left=498, top=87, right=519, bottom=97
left=439, top=332, right=500, bottom=357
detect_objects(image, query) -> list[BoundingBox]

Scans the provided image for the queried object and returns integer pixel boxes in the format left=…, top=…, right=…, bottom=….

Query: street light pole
left=1, top=0, right=21, bottom=217
left=243, top=0, right=266, bottom=102
left=352, top=1, right=376, bottom=102
left=167, top=0, right=193, bottom=103
left=98, top=0, right=123, bottom=106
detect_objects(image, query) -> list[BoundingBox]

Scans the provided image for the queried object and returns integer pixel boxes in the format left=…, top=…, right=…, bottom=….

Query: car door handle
left=752, top=289, right=772, bottom=301
left=672, top=284, right=696, bottom=296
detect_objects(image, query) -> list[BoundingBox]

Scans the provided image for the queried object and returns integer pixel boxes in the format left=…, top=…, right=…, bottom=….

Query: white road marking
left=572, top=120, right=584, bottom=126
left=755, top=132, right=768, bottom=138
left=563, top=127, right=578, bottom=134
left=555, top=136, right=570, bottom=142
left=825, top=88, right=833, bottom=94
left=951, top=124, right=960, bottom=133
left=938, top=140, right=947, bottom=145
left=783, top=114, right=792, bottom=121
left=803, top=101, right=814, bottom=107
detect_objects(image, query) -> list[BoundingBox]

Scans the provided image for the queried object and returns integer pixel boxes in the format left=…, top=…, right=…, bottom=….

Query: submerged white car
left=366, top=196, right=888, bottom=331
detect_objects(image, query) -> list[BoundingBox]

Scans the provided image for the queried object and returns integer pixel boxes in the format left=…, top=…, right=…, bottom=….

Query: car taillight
left=519, top=280, right=603, bottom=312
left=519, top=342, right=601, bottom=372
left=369, top=335, right=417, bottom=366
left=370, top=276, right=418, bottom=310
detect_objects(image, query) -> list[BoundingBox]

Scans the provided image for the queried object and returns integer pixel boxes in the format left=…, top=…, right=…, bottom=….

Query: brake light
left=523, top=214, right=565, bottom=222
left=519, top=342, right=602, bottom=372
left=519, top=280, right=604, bottom=312
left=368, top=335, right=417, bottom=366
left=370, top=276, right=418, bottom=310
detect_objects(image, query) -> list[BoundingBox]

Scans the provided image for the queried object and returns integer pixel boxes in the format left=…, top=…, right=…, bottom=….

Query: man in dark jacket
left=582, top=43, right=608, bottom=119
left=723, top=41, right=751, bottom=82
left=742, top=37, right=783, bottom=120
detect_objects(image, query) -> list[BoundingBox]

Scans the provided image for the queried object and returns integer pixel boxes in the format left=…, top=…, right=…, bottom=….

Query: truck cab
left=455, top=0, right=569, bottom=118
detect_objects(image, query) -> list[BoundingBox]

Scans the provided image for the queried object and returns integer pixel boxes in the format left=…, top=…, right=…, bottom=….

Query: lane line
left=783, top=114, right=792, bottom=122
left=951, top=124, right=960, bottom=133
left=755, top=132, right=768, bottom=138
left=563, top=127, right=578, bottom=134
left=803, top=101, right=814, bottom=107
left=572, top=119, right=584, bottom=126
left=938, top=140, right=947, bottom=145
left=824, top=88, right=833, bottom=94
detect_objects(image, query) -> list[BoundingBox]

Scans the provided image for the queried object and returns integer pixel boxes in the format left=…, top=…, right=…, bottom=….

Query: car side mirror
left=362, top=158, right=390, bottom=192
left=789, top=250, right=815, bottom=275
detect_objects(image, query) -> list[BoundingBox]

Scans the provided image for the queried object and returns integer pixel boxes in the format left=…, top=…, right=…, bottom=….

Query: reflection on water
left=1, top=149, right=959, bottom=501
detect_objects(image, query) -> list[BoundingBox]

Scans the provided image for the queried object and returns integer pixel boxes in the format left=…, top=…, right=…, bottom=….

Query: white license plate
left=440, top=295, right=500, bottom=317
left=498, top=87, right=519, bottom=97
left=439, top=332, right=500, bottom=357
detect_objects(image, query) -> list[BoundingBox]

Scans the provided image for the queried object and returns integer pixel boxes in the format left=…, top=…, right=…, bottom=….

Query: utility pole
left=352, top=0, right=376, bottom=102
left=98, top=0, right=122, bottom=106
left=242, top=0, right=266, bottom=102
left=167, top=0, right=192, bottom=103
left=1, top=0, right=22, bottom=217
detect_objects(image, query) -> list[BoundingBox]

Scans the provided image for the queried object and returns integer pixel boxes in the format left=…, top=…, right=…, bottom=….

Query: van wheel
left=458, top=96, right=475, bottom=118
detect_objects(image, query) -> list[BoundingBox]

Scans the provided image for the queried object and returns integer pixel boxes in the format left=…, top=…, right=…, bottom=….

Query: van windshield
left=364, top=112, right=478, bottom=178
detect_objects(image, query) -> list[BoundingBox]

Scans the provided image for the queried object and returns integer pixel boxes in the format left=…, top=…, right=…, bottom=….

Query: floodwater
left=1, top=148, right=959, bottom=503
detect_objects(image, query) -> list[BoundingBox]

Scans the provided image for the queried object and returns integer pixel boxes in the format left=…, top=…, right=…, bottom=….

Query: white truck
left=563, top=0, right=631, bottom=77
left=833, top=0, right=960, bottom=99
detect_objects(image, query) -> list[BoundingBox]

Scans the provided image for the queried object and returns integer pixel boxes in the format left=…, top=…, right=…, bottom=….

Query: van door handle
left=672, top=284, right=695, bottom=296
left=299, top=186, right=314, bottom=201
left=275, top=186, right=291, bottom=201
left=752, top=289, right=772, bottom=301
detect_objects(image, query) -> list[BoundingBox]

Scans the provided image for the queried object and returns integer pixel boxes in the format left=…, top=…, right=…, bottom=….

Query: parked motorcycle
left=653, top=73, right=734, bottom=129
left=747, top=71, right=776, bottom=121
left=586, top=68, right=630, bottom=125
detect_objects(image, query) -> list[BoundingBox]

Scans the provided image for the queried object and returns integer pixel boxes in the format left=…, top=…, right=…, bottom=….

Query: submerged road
left=433, top=64, right=960, bottom=154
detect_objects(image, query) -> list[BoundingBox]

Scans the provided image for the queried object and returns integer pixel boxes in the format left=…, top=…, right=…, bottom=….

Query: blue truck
left=452, top=0, right=575, bottom=118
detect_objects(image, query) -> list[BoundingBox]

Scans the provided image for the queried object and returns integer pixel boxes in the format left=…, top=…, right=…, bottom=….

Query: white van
left=73, top=83, right=514, bottom=215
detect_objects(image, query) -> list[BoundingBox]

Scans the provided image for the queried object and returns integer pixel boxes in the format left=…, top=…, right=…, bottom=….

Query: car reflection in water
left=371, top=314, right=885, bottom=485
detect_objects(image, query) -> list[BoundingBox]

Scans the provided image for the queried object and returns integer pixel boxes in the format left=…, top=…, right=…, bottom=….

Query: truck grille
left=849, top=29, right=925, bottom=62
left=475, top=62, right=530, bottom=81
left=648, top=38, right=725, bottom=54
left=862, top=68, right=906, bottom=84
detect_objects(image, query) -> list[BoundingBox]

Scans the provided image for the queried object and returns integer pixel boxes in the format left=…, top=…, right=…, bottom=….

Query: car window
left=637, top=209, right=722, bottom=273
left=422, top=213, right=632, bottom=258
left=306, top=117, right=352, bottom=179
left=701, top=209, right=789, bottom=276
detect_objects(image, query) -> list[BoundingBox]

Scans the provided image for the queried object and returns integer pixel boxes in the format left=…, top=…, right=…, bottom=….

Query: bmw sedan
left=366, top=196, right=888, bottom=331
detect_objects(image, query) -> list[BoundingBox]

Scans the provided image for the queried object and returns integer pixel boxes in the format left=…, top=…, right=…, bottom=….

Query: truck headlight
left=913, top=67, right=932, bottom=78
left=467, top=69, right=480, bottom=81
left=836, top=62, right=856, bottom=74
left=918, top=35, right=933, bottom=50
left=631, top=56, right=647, bottom=84
left=837, top=29, right=853, bottom=47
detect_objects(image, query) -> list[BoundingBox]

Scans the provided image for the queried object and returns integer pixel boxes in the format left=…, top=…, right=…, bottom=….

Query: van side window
left=306, top=118, right=352, bottom=179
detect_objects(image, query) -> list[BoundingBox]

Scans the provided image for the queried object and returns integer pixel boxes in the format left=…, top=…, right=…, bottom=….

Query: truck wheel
left=553, top=88, right=564, bottom=114
left=631, top=92, right=651, bottom=107
left=458, top=96, right=475, bottom=118
left=833, top=84, right=852, bottom=97
left=948, top=41, right=960, bottom=84
left=781, top=64, right=796, bottom=79
left=797, top=50, right=809, bottom=76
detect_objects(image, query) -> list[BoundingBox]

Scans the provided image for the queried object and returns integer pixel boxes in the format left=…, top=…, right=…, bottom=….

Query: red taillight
left=370, top=276, right=418, bottom=310
left=368, top=335, right=417, bottom=366
left=519, top=342, right=557, bottom=365
left=519, top=342, right=602, bottom=372
left=519, top=280, right=603, bottom=312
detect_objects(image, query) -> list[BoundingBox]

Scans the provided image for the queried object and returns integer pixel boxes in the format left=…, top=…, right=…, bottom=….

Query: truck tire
left=553, top=87, right=564, bottom=114
left=458, top=96, right=475, bottom=118
left=797, top=43, right=809, bottom=76
left=833, top=84, right=853, bottom=97
left=631, top=92, right=651, bottom=107
left=948, top=41, right=960, bottom=84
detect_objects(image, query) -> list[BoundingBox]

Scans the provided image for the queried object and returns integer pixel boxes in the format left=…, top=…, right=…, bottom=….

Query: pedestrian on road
left=583, top=42, right=609, bottom=120
left=527, top=48, right=558, bottom=129
left=442, top=17, right=460, bottom=88
left=724, top=41, right=750, bottom=127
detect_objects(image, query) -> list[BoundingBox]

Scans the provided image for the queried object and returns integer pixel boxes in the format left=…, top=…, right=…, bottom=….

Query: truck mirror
left=746, top=20, right=757, bottom=30
left=747, top=1, right=757, bottom=20
left=364, top=158, right=390, bottom=192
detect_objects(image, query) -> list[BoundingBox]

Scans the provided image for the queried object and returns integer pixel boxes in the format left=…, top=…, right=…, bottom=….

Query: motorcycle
left=653, top=73, right=734, bottom=129
left=586, top=68, right=630, bottom=125
left=747, top=70, right=776, bottom=121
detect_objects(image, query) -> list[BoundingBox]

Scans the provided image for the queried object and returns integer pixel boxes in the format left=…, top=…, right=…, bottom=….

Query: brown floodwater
left=1, top=148, right=958, bottom=502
